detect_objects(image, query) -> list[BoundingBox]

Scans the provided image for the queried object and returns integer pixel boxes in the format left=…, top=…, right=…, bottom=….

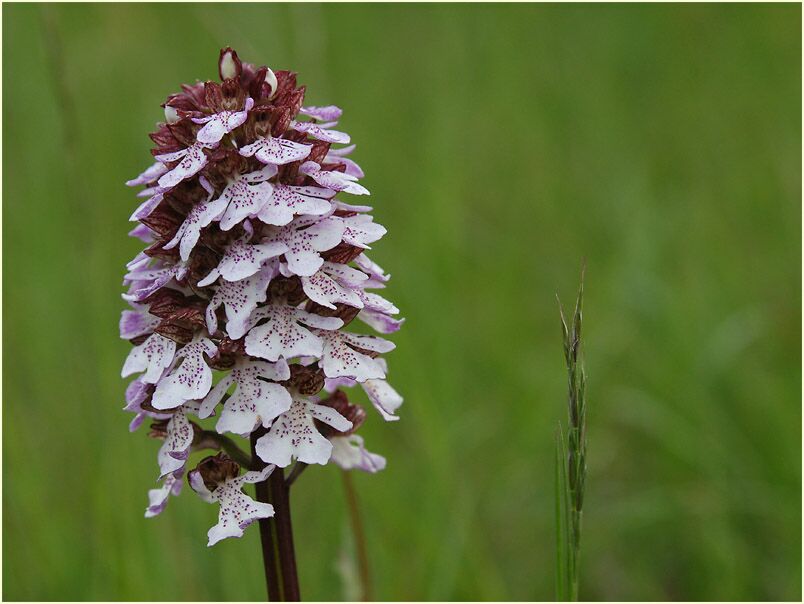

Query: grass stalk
left=555, top=268, right=588, bottom=601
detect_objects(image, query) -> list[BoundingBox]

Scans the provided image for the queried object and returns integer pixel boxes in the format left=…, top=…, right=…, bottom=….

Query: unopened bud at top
left=164, top=104, right=180, bottom=124
left=265, top=67, right=278, bottom=99
left=218, top=47, right=242, bottom=81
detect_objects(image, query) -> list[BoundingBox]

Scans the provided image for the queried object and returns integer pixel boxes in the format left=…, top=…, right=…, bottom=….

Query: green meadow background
left=3, top=3, right=801, bottom=601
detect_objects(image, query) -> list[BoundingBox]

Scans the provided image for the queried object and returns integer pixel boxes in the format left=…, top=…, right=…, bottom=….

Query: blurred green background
left=3, top=2, right=801, bottom=601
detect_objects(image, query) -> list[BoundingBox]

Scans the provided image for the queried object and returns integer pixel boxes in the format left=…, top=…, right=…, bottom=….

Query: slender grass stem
left=555, top=267, right=588, bottom=602
left=341, top=470, right=373, bottom=601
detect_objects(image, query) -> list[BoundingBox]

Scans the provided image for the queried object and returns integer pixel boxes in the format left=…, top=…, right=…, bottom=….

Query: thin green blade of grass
left=554, top=422, right=571, bottom=601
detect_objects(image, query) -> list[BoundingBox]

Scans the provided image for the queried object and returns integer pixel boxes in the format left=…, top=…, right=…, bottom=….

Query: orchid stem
left=251, top=430, right=283, bottom=601
left=271, top=466, right=301, bottom=601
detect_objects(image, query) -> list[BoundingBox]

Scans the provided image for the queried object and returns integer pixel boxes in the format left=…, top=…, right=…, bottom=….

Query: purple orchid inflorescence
left=120, top=48, right=403, bottom=547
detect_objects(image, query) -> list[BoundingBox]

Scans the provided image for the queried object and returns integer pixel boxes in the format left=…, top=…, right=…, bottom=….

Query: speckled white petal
left=214, top=359, right=292, bottom=435
left=163, top=191, right=229, bottom=261
left=192, top=98, right=254, bottom=145
left=216, top=237, right=287, bottom=282
left=205, top=262, right=277, bottom=338
left=256, top=185, right=334, bottom=226
left=290, top=121, right=350, bottom=144
left=152, top=337, right=218, bottom=410
left=330, top=434, right=387, bottom=473
left=218, top=167, right=279, bottom=231
left=362, top=376, right=403, bottom=421
left=299, top=161, right=369, bottom=195
left=299, top=105, right=343, bottom=121
left=127, top=161, right=169, bottom=187
left=244, top=305, right=342, bottom=362
left=157, top=143, right=211, bottom=189
left=119, top=306, right=160, bottom=340
left=122, top=334, right=177, bottom=384
left=262, top=216, right=345, bottom=277
left=239, top=136, right=312, bottom=165
left=317, top=331, right=394, bottom=382
left=145, top=471, right=183, bottom=518
left=157, top=403, right=196, bottom=478
left=255, top=394, right=352, bottom=467
left=201, top=465, right=275, bottom=546
left=339, top=214, right=386, bottom=249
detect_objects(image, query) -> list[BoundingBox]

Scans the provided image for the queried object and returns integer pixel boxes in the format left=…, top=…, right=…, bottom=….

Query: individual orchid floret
left=199, top=358, right=292, bottom=435
left=163, top=177, right=229, bottom=261
left=239, top=135, right=312, bottom=166
left=299, top=161, right=369, bottom=195
left=299, top=105, right=343, bottom=121
left=189, top=454, right=275, bottom=546
left=338, top=214, right=387, bottom=249
left=151, top=335, right=217, bottom=409
left=204, top=262, right=277, bottom=339
left=255, top=391, right=352, bottom=467
left=255, top=184, right=334, bottom=226
left=192, top=97, right=255, bottom=145
left=145, top=471, right=183, bottom=518
left=121, top=333, right=177, bottom=384
left=260, top=215, right=345, bottom=276
left=215, top=165, right=278, bottom=231
left=317, top=330, right=395, bottom=381
left=153, top=401, right=201, bottom=478
left=199, top=228, right=286, bottom=284
left=156, top=142, right=215, bottom=189
left=290, top=120, right=350, bottom=144
left=330, top=434, right=387, bottom=473
left=127, top=161, right=169, bottom=187
left=300, top=261, right=367, bottom=310
left=244, top=304, right=343, bottom=362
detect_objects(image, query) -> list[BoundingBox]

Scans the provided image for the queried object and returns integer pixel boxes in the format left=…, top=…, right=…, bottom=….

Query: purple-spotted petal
left=291, top=121, right=350, bottom=144
left=299, top=161, right=369, bottom=195
left=255, top=393, right=352, bottom=467
left=194, top=465, right=275, bottom=546
left=145, top=471, right=183, bottom=518
left=127, top=161, right=169, bottom=187
left=157, top=143, right=211, bottom=189
left=193, top=98, right=255, bottom=145
left=256, top=184, right=334, bottom=226
left=299, top=105, right=343, bottom=121
left=317, top=330, right=394, bottom=382
left=152, top=336, right=218, bottom=410
left=244, top=305, right=342, bottom=362
left=261, top=216, right=345, bottom=277
left=119, top=305, right=160, bottom=340
left=330, top=434, right=386, bottom=472
left=205, top=261, right=277, bottom=338
left=163, top=190, right=229, bottom=261
left=339, top=214, right=386, bottom=249
left=239, top=136, right=312, bottom=165
left=122, top=334, right=177, bottom=384
left=300, top=262, right=366, bottom=310
left=362, top=376, right=403, bottom=421
left=157, top=403, right=197, bottom=478
left=214, top=236, right=287, bottom=282
left=202, top=359, right=292, bottom=435
left=217, top=166, right=278, bottom=231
